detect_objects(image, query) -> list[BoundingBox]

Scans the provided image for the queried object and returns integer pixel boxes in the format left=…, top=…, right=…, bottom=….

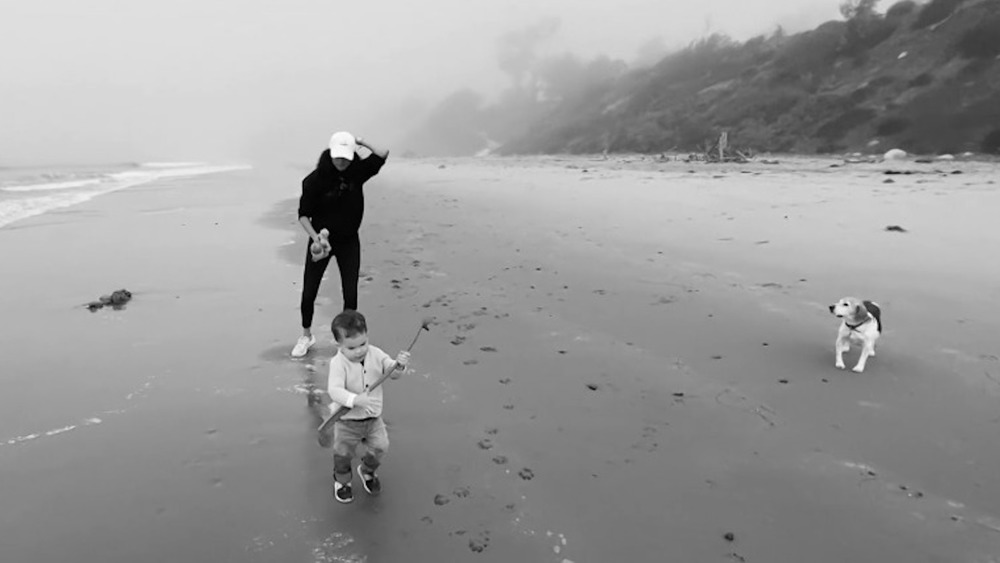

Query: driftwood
left=685, top=132, right=754, bottom=163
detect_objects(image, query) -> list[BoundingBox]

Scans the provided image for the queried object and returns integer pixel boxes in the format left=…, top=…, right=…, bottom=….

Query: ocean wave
left=140, top=161, right=209, bottom=168
left=1, top=177, right=104, bottom=192
left=0, top=163, right=251, bottom=229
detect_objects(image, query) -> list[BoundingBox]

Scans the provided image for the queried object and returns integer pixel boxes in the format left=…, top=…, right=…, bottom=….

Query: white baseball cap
left=328, top=131, right=357, bottom=160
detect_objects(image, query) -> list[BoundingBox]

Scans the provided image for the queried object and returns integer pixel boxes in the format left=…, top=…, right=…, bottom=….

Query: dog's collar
left=845, top=315, right=871, bottom=331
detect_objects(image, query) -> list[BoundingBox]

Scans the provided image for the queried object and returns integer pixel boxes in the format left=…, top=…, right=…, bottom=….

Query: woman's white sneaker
left=291, top=335, right=316, bottom=357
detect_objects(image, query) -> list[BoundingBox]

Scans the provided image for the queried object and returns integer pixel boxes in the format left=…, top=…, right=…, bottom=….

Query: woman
left=292, top=131, right=389, bottom=357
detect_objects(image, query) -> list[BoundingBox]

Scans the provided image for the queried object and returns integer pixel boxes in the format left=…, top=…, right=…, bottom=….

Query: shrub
left=775, top=21, right=845, bottom=75
left=869, top=75, right=895, bottom=88
left=908, top=72, right=934, bottom=87
left=955, top=16, right=1000, bottom=58
left=959, top=58, right=994, bottom=78
left=875, top=116, right=911, bottom=135
left=982, top=129, right=1000, bottom=153
left=886, top=0, right=918, bottom=19
left=912, top=0, right=965, bottom=29
left=817, top=107, right=877, bottom=141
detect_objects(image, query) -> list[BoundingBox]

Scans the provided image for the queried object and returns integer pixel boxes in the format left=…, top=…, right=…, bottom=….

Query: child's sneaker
left=357, top=465, right=382, bottom=495
left=291, top=335, right=316, bottom=358
left=333, top=481, right=353, bottom=503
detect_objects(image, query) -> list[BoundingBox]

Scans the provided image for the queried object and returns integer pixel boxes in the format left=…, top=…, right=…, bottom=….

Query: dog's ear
left=854, top=303, right=867, bottom=319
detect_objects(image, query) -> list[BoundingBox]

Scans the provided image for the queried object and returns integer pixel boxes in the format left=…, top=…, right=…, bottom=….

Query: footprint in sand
left=477, top=439, right=494, bottom=450
left=518, top=468, right=535, bottom=480
left=480, top=346, right=498, bottom=352
left=492, top=455, right=508, bottom=465
left=499, top=377, right=511, bottom=385
left=433, top=494, right=451, bottom=506
left=503, top=404, right=515, bottom=410
left=485, top=428, right=498, bottom=435
left=468, top=531, right=491, bottom=553
left=463, top=359, right=479, bottom=366
left=451, top=336, right=466, bottom=346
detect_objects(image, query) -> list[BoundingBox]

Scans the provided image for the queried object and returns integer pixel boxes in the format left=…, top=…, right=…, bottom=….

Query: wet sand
left=1, top=156, right=999, bottom=562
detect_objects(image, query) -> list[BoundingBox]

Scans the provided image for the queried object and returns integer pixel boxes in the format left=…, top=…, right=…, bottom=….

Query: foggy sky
left=0, top=0, right=843, bottom=165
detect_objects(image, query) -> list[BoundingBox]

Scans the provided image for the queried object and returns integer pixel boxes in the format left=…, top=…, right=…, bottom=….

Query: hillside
left=406, top=0, right=1000, bottom=157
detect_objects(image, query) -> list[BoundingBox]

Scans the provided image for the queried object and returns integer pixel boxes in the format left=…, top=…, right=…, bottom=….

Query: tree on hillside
left=839, top=0, right=897, bottom=61
left=535, top=54, right=626, bottom=102
left=496, top=18, right=560, bottom=96
left=840, top=0, right=879, bottom=21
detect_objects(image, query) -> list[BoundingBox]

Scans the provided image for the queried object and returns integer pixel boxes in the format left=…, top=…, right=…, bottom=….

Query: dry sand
left=1, top=155, right=999, bottom=562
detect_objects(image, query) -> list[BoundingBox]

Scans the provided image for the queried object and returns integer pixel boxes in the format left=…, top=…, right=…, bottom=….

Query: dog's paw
left=852, top=365, right=865, bottom=373
left=835, top=362, right=846, bottom=370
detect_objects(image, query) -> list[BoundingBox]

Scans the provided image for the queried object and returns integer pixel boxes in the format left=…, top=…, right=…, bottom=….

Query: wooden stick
left=316, top=320, right=431, bottom=442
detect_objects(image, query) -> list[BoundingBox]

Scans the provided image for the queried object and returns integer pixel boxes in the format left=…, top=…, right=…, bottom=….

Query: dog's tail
left=863, top=301, right=882, bottom=332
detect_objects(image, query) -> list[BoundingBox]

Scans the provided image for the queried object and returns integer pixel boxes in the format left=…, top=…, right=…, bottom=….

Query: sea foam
left=0, top=163, right=250, bottom=228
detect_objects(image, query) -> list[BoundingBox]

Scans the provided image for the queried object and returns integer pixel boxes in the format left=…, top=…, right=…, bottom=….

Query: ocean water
left=0, top=161, right=251, bottom=229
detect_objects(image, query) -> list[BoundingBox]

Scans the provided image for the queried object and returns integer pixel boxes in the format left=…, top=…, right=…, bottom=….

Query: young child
left=325, top=310, right=410, bottom=503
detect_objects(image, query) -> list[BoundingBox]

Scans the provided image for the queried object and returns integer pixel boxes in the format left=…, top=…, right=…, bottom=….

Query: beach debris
left=883, top=148, right=908, bottom=160
left=884, top=225, right=908, bottom=233
left=85, top=288, right=133, bottom=312
left=686, top=132, right=754, bottom=163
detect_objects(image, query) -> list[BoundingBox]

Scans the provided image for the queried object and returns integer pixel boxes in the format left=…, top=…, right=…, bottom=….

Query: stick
left=316, top=319, right=432, bottom=441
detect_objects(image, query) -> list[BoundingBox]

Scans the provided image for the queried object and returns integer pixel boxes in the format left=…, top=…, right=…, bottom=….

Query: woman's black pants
left=300, top=234, right=360, bottom=328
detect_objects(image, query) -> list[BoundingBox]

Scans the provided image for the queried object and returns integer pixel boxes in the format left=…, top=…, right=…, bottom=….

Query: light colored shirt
left=326, top=345, right=397, bottom=419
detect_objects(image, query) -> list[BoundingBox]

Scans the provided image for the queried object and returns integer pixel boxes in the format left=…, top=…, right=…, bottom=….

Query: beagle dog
left=828, top=297, right=882, bottom=373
